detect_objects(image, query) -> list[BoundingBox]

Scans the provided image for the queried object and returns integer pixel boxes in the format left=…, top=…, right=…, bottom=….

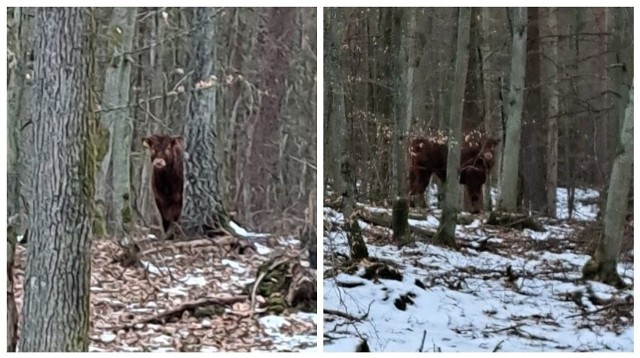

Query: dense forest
left=7, top=7, right=317, bottom=352
left=323, top=7, right=633, bottom=352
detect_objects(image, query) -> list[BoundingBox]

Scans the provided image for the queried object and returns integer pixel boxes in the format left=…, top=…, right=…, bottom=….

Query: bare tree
left=327, top=8, right=368, bottom=259
left=19, top=7, right=96, bottom=351
left=497, top=7, right=528, bottom=212
left=583, top=85, right=633, bottom=287
left=181, top=7, right=228, bottom=236
left=433, top=7, right=472, bottom=248
left=541, top=7, right=559, bottom=217
left=390, top=8, right=412, bottom=245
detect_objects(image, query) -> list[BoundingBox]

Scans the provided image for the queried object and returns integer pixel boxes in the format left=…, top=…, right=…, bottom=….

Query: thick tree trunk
left=19, top=7, right=95, bottom=352
left=181, top=7, right=228, bottom=236
left=98, top=7, right=137, bottom=236
left=433, top=8, right=472, bottom=248
left=541, top=8, right=559, bottom=217
left=497, top=7, right=528, bottom=212
left=583, top=86, right=633, bottom=288
left=390, top=8, right=412, bottom=245
left=244, top=8, right=296, bottom=229
left=520, top=7, right=547, bottom=213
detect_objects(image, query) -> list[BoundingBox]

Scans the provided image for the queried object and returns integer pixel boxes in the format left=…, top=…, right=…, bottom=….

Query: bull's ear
left=142, top=137, right=152, bottom=148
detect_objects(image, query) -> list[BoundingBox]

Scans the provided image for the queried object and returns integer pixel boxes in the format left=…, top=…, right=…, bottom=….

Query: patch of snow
left=141, top=261, right=170, bottom=276
left=324, top=200, right=633, bottom=352
left=230, top=221, right=270, bottom=238
left=222, top=259, right=247, bottom=274
left=259, top=314, right=317, bottom=352
left=100, top=332, right=116, bottom=343
left=255, top=243, right=272, bottom=255
left=183, top=274, right=207, bottom=286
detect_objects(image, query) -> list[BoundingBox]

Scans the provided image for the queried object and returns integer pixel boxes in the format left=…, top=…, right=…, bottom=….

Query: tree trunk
left=583, top=85, right=633, bottom=288
left=391, top=8, right=412, bottom=245
left=433, top=7, right=472, bottom=248
left=7, top=8, right=28, bottom=218
left=244, top=8, right=296, bottom=229
left=497, top=7, right=528, bottom=212
left=520, top=7, right=547, bottom=213
left=327, top=8, right=368, bottom=260
left=19, top=7, right=95, bottom=352
left=98, top=7, right=137, bottom=236
left=479, top=8, right=503, bottom=211
left=541, top=8, right=559, bottom=217
left=181, top=7, right=228, bottom=236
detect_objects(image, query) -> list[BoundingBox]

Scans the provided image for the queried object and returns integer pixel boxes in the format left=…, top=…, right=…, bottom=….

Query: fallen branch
left=114, top=296, right=248, bottom=331
left=323, top=308, right=364, bottom=322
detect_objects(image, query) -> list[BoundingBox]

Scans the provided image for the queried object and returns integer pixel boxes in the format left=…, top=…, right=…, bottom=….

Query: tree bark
left=245, top=8, right=296, bottom=229
left=520, top=7, right=547, bottom=213
left=19, top=7, right=95, bottom=352
left=541, top=8, right=559, bottom=217
left=433, top=7, right=472, bottom=248
left=583, top=85, right=633, bottom=288
left=327, top=8, right=368, bottom=260
left=390, top=8, right=412, bottom=245
left=181, top=7, right=228, bottom=236
left=7, top=8, right=29, bottom=218
left=497, top=7, right=528, bottom=212
left=98, top=7, right=137, bottom=236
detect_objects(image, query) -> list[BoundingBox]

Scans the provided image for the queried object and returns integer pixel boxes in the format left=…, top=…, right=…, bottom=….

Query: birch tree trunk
left=433, top=7, right=471, bottom=248
left=98, top=7, right=137, bottom=236
left=390, top=8, right=412, bottom=245
left=497, top=7, right=528, bottom=212
left=327, top=8, right=368, bottom=259
left=19, top=7, right=96, bottom=352
left=582, top=85, right=633, bottom=288
left=181, top=7, right=228, bottom=236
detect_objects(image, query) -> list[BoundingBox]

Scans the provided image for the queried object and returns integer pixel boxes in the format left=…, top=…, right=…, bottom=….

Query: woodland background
left=324, top=7, right=633, bottom=217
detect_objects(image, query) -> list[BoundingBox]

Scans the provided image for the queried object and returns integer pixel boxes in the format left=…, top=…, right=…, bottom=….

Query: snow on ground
left=324, top=188, right=632, bottom=352
left=13, top=223, right=316, bottom=352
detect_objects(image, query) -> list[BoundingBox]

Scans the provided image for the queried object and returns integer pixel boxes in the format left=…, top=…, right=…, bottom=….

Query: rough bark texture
left=582, top=86, right=633, bottom=288
left=7, top=223, right=19, bottom=351
left=97, top=7, right=137, bottom=236
left=7, top=8, right=28, bottom=218
left=245, top=8, right=296, bottom=227
left=520, top=7, right=547, bottom=213
left=433, top=8, right=471, bottom=248
left=497, top=8, right=528, bottom=212
left=19, top=7, right=95, bottom=352
left=540, top=8, right=558, bottom=217
left=327, top=8, right=368, bottom=260
left=390, top=8, right=411, bottom=245
left=181, top=7, right=228, bottom=236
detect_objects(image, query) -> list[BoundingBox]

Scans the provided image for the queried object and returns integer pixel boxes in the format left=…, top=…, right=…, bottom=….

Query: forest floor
left=323, top=187, right=634, bottom=352
left=13, top=222, right=317, bottom=352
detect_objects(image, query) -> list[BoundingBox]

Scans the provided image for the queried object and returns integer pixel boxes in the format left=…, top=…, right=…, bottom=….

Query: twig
left=323, top=308, right=365, bottom=322
left=483, top=322, right=527, bottom=334
left=418, top=329, right=427, bottom=352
